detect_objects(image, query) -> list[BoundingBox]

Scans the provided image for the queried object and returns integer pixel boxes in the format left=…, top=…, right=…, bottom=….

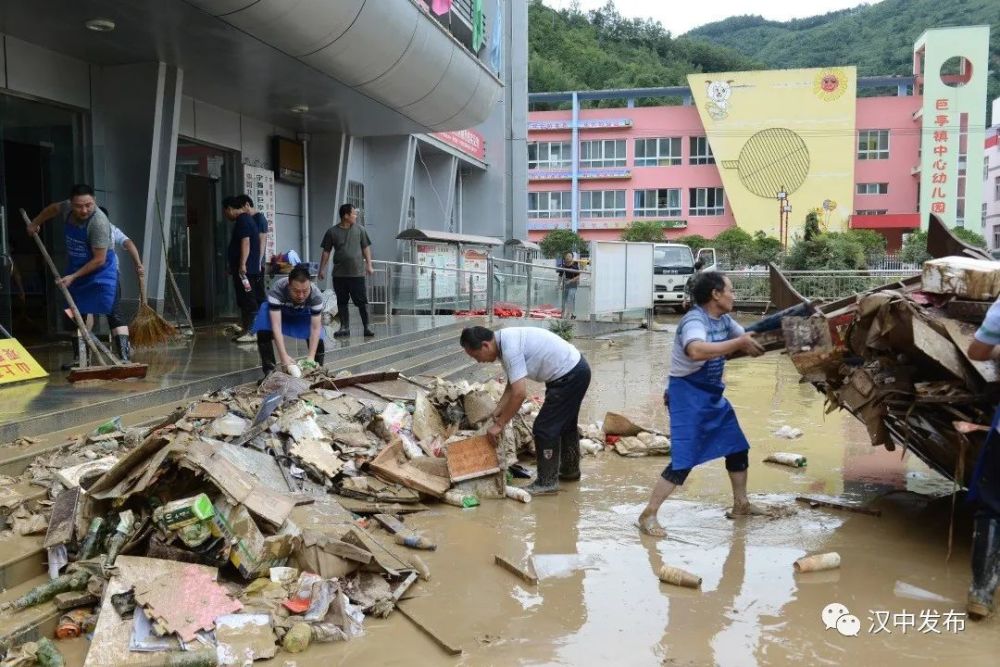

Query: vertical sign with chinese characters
left=929, top=98, right=951, bottom=220
left=243, top=165, right=277, bottom=261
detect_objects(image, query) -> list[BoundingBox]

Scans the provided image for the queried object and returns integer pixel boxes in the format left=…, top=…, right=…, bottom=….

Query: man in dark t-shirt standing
left=224, top=196, right=264, bottom=343
left=318, top=203, right=375, bottom=338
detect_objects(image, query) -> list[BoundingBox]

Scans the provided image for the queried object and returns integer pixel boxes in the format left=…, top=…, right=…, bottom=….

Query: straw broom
left=131, top=273, right=177, bottom=347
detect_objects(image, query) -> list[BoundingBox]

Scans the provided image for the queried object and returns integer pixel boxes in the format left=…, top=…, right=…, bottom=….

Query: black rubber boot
left=559, top=430, right=581, bottom=482
left=61, top=338, right=82, bottom=371
left=114, top=335, right=131, bottom=363
left=525, top=439, right=560, bottom=496
left=334, top=309, right=350, bottom=338
left=968, top=513, right=1000, bottom=620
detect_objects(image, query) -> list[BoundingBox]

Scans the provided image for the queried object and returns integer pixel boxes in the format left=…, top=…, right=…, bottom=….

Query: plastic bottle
left=504, top=486, right=532, bottom=503
left=394, top=533, right=437, bottom=550
left=442, top=490, right=479, bottom=508
left=103, top=511, right=135, bottom=570
left=765, top=452, right=808, bottom=468
left=658, top=565, right=702, bottom=589
left=793, top=552, right=841, bottom=573
left=78, top=517, right=104, bottom=560
left=240, top=274, right=251, bottom=292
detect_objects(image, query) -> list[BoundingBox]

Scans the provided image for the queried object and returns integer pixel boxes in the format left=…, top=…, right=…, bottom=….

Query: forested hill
left=529, top=0, right=998, bottom=121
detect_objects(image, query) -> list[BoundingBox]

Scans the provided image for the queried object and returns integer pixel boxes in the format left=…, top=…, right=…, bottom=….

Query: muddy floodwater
left=60, top=319, right=1000, bottom=666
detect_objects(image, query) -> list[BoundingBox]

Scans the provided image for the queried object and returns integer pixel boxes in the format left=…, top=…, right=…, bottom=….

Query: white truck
left=653, top=244, right=716, bottom=312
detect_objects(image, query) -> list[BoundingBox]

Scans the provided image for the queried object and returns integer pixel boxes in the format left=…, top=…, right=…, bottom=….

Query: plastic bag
left=321, top=289, right=339, bottom=325
left=260, top=371, right=311, bottom=400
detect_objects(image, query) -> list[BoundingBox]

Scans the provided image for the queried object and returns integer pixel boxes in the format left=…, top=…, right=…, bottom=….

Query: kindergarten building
left=526, top=26, right=991, bottom=252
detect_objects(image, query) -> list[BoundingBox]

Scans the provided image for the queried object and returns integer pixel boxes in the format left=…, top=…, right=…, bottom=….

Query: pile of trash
left=5, top=363, right=659, bottom=664
left=454, top=302, right=563, bottom=319
left=775, top=255, right=1000, bottom=486
left=579, top=412, right=671, bottom=458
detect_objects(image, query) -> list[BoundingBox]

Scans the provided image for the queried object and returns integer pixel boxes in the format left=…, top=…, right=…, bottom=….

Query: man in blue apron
left=253, top=264, right=324, bottom=377
left=638, top=271, right=766, bottom=537
left=27, top=184, right=131, bottom=363
left=965, top=296, right=1000, bottom=620
left=460, top=325, right=591, bottom=496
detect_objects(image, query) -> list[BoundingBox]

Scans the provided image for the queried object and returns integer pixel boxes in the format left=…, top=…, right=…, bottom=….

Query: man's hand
left=736, top=333, right=765, bottom=357
left=239, top=265, right=247, bottom=277
left=27, top=221, right=40, bottom=236
left=366, top=262, right=375, bottom=276
left=57, top=274, right=76, bottom=288
left=135, top=263, right=145, bottom=278
left=280, top=353, right=294, bottom=369
left=487, top=421, right=503, bottom=442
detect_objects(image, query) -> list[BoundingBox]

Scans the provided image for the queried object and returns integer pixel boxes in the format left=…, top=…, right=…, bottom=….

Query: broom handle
left=152, top=192, right=194, bottom=330
left=139, top=273, right=147, bottom=305
left=20, top=208, right=113, bottom=366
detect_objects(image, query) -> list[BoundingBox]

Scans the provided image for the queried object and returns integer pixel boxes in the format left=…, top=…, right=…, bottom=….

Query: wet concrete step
left=0, top=533, right=45, bottom=598
left=397, top=348, right=473, bottom=378
left=328, top=328, right=466, bottom=376
left=0, top=573, right=61, bottom=647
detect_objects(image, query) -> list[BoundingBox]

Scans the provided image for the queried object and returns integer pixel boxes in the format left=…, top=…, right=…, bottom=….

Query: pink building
left=985, top=99, right=1000, bottom=251
left=527, top=79, right=923, bottom=251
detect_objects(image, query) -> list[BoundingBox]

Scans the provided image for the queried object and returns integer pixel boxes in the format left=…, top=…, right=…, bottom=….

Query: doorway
left=171, top=140, right=237, bottom=323
left=0, top=94, right=84, bottom=341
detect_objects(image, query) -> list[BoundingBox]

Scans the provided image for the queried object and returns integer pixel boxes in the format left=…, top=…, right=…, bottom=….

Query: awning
left=396, top=229, right=504, bottom=246
left=504, top=239, right=541, bottom=251
left=850, top=213, right=920, bottom=230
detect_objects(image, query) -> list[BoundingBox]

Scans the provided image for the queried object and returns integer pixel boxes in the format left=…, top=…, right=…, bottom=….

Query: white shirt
left=496, top=327, right=581, bottom=384
left=110, top=224, right=129, bottom=248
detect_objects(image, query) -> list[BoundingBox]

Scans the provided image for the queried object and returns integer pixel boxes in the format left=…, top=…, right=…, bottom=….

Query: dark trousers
left=532, top=358, right=592, bottom=443
left=332, top=276, right=370, bottom=328
left=232, top=273, right=265, bottom=332
left=106, top=281, right=126, bottom=330
left=256, top=330, right=325, bottom=376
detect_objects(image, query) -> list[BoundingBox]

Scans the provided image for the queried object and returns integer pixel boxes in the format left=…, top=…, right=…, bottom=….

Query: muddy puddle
left=278, top=321, right=1000, bottom=666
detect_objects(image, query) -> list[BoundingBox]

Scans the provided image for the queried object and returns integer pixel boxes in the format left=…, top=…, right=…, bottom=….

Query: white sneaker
left=234, top=333, right=257, bottom=344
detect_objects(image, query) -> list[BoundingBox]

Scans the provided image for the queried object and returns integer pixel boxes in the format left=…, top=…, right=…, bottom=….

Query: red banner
left=432, top=129, right=486, bottom=161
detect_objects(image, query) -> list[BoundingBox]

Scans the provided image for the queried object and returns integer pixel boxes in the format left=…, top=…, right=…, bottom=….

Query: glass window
left=347, top=180, right=365, bottom=226
left=689, top=137, right=715, bottom=165
left=688, top=187, right=725, bottom=216
left=580, top=190, right=626, bottom=218
left=654, top=245, right=694, bottom=267
left=857, top=130, right=890, bottom=160
left=634, top=138, right=681, bottom=166
left=579, top=139, right=626, bottom=168
left=856, top=183, right=889, bottom=195
left=634, top=189, right=681, bottom=217
left=527, top=141, right=572, bottom=169
left=528, top=191, right=572, bottom=218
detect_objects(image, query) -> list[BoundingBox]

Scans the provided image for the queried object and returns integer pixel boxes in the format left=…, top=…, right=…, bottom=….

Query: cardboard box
left=922, top=256, right=1000, bottom=300
left=211, top=497, right=301, bottom=580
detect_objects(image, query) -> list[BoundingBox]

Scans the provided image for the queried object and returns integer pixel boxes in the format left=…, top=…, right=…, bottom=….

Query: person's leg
left=638, top=466, right=688, bottom=536
left=256, top=330, right=277, bottom=376
left=232, top=274, right=257, bottom=338
left=567, top=287, right=577, bottom=319
left=725, top=451, right=768, bottom=515
left=559, top=361, right=591, bottom=482
left=107, top=284, right=131, bottom=361
left=332, top=278, right=350, bottom=337
left=968, top=509, right=1000, bottom=620
left=561, top=288, right=568, bottom=318
left=315, top=339, right=325, bottom=367
left=349, top=277, right=373, bottom=336
left=527, top=398, right=566, bottom=496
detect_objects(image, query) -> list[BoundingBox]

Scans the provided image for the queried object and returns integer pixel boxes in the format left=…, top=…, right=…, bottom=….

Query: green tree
left=539, top=229, right=587, bottom=258
left=750, top=231, right=783, bottom=266
left=784, top=232, right=866, bottom=270
left=713, top=227, right=756, bottom=267
left=844, top=229, right=888, bottom=257
left=620, top=220, right=666, bottom=242
left=803, top=212, right=821, bottom=241
left=901, top=227, right=988, bottom=264
left=675, top=234, right=709, bottom=251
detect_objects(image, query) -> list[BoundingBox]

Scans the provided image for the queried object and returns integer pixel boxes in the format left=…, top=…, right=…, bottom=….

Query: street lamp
left=776, top=187, right=789, bottom=249
left=782, top=202, right=792, bottom=249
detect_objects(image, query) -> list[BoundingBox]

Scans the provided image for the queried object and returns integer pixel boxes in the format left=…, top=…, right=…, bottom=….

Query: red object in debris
left=605, top=435, right=621, bottom=445
left=282, top=596, right=312, bottom=614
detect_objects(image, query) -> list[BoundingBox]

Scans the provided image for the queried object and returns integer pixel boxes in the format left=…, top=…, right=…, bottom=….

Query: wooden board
left=68, top=363, right=148, bottom=382
left=445, top=435, right=501, bottom=483
left=369, top=440, right=451, bottom=498
left=494, top=554, right=538, bottom=585
left=311, top=371, right=400, bottom=390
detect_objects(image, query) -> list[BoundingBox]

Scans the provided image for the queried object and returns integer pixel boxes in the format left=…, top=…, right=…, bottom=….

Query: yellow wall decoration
left=688, top=67, right=857, bottom=239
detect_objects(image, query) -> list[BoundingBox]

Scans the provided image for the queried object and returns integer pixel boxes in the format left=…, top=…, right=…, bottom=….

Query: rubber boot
left=334, top=309, right=350, bottom=338
left=114, top=335, right=132, bottom=363
left=559, top=430, right=581, bottom=481
left=360, top=305, right=375, bottom=337
left=968, top=513, right=1000, bottom=620
left=524, top=439, right=560, bottom=496
left=61, top=337, right=82, bottom=371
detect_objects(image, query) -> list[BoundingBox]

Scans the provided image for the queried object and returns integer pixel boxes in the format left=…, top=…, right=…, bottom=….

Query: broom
left=130, top=273, right=177, bottom=347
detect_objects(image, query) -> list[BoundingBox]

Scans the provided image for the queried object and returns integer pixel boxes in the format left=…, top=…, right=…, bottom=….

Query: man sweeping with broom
left=28, top=185, right=135, bottom=364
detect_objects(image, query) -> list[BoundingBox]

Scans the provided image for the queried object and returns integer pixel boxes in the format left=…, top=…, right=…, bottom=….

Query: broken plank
left=795, top=495, right=881, bottom=517
left=369, top=439, right=450, bottom=498
left=373, top=514, right=408, bottom=535
left=391, top=571, right=419, bottom=603
left=397, top=603, right=463, bottom=656
left=322, top=539, right=374, bottom=564
left=494, top=554, right=538, bottom=585
left=311, top=371, right=400, bottom=390
left=335, top=497, right=430, bottom=515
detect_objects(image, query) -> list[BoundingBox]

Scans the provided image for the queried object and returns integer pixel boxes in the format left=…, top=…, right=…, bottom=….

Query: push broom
left=20, top=209, right=148, bottom=382
left=130, top=272, right=177, bottom=347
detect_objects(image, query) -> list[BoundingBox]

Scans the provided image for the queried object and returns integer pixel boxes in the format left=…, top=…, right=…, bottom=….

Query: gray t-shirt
left=320, top=223, right=371, bottom=278
left=59, top=200, right=111, bottom=249
left=267, top=277, right=323, bottom=316
left=669, top=306, right=744, bottom=377
left=496, top=327, right=581, bottom=384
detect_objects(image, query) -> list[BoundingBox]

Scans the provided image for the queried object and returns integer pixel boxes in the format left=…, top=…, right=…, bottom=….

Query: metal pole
left=386, top=265, right=393, bottom=323
left=430, top=269, right=436, bottom=326
left=524, top=263, right=533, bottom=319
left=468, top=274, right=474, bottom=312
left=487, top=256, right=495, bottom=326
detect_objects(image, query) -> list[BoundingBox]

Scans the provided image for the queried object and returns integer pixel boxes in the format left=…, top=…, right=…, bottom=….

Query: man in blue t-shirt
left=224, top=196, right=264, bottom=343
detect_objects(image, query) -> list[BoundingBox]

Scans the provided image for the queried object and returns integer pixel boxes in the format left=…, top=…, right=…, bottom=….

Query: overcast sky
left=542, top=0, right=884, bottom=36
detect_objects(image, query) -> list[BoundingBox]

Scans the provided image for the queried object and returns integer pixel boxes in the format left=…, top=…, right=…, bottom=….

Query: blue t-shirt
left=669, top=306, right=744, bottom=378
left=975, top=297, right=1000, bottom=346
left=228, top=213, right=261, bottom=275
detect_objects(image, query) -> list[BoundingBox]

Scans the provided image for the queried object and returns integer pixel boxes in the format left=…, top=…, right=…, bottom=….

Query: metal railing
left=727, top=269, right=919, bottom=303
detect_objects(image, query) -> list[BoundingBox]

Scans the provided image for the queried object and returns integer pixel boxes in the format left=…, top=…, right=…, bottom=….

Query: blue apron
left=666, top=316, right=750, bottom=470
left=251, top=301, right=324, bottom=341
left=65, top=216, right=118, bottom=315
left=968, top=404, right=1000, bottom=515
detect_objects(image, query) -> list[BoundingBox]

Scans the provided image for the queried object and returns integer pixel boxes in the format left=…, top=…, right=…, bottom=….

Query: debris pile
left=453, top=302, right=563, bottom=319
left=774, top=254, right=1000, bottom=486
left=0, top=366, right=664, bottom=663
left=579, top=412, right=671, bottom=458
